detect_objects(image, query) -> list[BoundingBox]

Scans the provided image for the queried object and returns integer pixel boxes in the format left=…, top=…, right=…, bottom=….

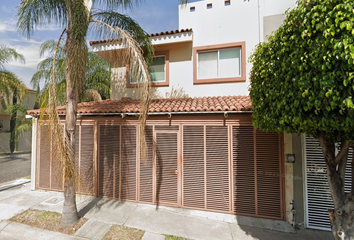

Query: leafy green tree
left=250, top=0, right=354, bottom=238
left=32, top=40, right=111, bottom=106
left=17, top=0, right=154, bottom=227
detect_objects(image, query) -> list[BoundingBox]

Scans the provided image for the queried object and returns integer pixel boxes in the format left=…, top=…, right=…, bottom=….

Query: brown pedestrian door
left=155, top=130, right=179, bottom=207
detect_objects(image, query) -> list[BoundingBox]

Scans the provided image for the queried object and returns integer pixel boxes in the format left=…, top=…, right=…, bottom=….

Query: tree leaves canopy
left=250, top=0, right=354, bottom=142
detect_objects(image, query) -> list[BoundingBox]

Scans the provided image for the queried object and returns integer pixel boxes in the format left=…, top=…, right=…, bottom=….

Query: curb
left=0, top=179, right=31, bottom=192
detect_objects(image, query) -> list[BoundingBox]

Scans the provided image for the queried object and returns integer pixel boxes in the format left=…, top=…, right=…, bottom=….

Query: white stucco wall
left=106, top=0, right=297, bottom=100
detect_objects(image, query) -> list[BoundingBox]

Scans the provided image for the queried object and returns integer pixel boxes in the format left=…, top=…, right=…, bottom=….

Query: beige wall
left=21, top=90, right=37, bottom=110
left=0, top=89, right=36, bottom=153
left=111, top=42, right=193, bottom=100
left=0, top=132, right=10, bottom=153
left=284, top=133, right=294, bottom=226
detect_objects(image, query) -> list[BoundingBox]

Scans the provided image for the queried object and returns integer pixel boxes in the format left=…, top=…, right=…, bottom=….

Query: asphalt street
left=0, top=153, right=31, bottom=184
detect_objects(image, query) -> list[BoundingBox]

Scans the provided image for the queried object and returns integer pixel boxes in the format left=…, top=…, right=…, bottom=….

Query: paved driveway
left=0, top=154, right=31, bottom=184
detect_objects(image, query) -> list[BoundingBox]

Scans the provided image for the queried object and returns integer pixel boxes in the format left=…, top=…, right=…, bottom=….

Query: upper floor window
left=128, top=51, right=169, bottom=87
left=193, top=42, right=246, bottom=85
left=149, top=55, right=166, bottom=82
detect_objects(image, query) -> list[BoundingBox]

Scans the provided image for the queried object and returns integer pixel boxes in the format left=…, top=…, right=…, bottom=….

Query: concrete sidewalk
left=0, top=179, right=333, bottom=240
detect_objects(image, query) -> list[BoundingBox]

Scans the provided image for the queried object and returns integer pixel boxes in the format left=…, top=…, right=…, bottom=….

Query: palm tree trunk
left=61, top=0, right=92, bottom=227
left=61, top=25, right=79, bottom=227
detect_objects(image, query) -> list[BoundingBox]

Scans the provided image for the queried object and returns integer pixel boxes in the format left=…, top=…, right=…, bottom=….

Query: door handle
left=174, top=170, right=178, bottom=175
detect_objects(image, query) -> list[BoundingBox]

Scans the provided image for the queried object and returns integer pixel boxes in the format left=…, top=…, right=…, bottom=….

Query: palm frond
left=92, top=0, right=141, bottom=11
left=16, top=0, right=68, bottom=39
left=0, top=71, right=26, bottom=102
left=0, top=45, right=25, bottom=70
left=39, top=39, right=65, bottom=57
left=90, top=10, right=154, bottom=63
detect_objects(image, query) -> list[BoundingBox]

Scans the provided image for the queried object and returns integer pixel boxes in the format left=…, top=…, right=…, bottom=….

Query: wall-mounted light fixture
left=286, top=154, right=295, bottom=163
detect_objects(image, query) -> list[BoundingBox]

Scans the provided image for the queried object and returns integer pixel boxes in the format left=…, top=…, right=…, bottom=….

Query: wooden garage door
left=182, top=124, right=283, bottom=218
left=75, top=124, right=95, bottom=195
left=98, top=125, right=120, bottom=198
left=98, top=124, right=137, bottom=200
left=139, top=126, right=154, bottom=203
left=121, top=126, right=137, bottom=201
left=155, top=131, right=179, bottom=206
left=232, top=126, right=283, bottom=219
left=37, top=124, right=64, bottom=191
left=182, top=125, right=230, bottom=212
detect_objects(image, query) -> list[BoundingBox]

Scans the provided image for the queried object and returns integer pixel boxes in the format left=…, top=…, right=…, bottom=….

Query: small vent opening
left=207, top=3, right=212, bottom=9
left=225, top=0, right=231, bottom=6
left=190, top=6, right=195, bottom=12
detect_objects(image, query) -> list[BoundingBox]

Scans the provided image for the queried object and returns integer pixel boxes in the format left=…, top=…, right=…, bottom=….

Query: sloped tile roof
left=89, top=28, right=193, bottom=46
left=27, top=95, right=251, bottom=115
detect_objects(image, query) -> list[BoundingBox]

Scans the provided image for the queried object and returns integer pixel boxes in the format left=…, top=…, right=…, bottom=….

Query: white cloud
left=7, top=42, right=41, bottom=68
left=0, top=21, right=16, bottom=32
left=36, top=23, right=61, bottom=32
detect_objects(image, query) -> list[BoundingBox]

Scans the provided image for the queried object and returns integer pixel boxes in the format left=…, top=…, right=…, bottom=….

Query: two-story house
left=28, top=0, right=340, bottom=232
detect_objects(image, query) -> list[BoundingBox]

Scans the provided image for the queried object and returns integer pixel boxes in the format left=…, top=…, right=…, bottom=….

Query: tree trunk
left=61, top=73, right=79, bottom=226
left=61, top=16, right=79, bottom=226
left=318, top=134, right=354, bottom=240
left=10, top=94, right=17, bottom=153
left=61, top=176, right=78, bottom=227
left=60, top=0, right=92, bottom=227
left=328, top=194, right=354, bottom=240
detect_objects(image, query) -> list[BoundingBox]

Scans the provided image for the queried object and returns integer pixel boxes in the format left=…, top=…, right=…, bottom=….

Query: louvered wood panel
left=155, top=125, right=179, bottom=131
left=156, top=132, right=178, bottom=205
left=232, top=125, right=256, bottom=215
left=182, top=125, right=205, bottom=209
left=75, top=125, right=80, bottom=192
left=38, top=125, right=50, bottom=189
left=305, top=136, right=353, bottom=230
left=139, top=126, right=154, bottom=203
left=80, top=125, right=94, bottom=194
left=120, top=126, right=137, bottom=201
left=205, top=126, right=230, bottom=212
left=51, top=131, right=63, bottom=190
left=256, top=130, right=282, bottom=218
left=99, top=125, right=120, bottom=198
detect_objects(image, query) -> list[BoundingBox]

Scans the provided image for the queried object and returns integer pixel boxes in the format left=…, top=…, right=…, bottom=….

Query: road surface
left=0, top=154, right=31, bottom=184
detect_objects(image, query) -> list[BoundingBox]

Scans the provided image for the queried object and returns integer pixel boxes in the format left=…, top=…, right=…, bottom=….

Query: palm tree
left=32, top=40, right=111, bottom=107
left=17, top=0, right=154, bottom=227
left=0, top=45, right=26, bottom=114
left=0, top=46, right=26, bottom=153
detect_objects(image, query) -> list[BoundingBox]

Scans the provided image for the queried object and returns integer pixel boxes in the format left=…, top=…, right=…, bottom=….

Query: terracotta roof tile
left=89, top=28, right=193, bottom=46
left=27, top=95, right=251, bottom=115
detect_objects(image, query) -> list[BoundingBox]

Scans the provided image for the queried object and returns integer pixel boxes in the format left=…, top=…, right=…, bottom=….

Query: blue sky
left=0, top=0, right=200, bottom=89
